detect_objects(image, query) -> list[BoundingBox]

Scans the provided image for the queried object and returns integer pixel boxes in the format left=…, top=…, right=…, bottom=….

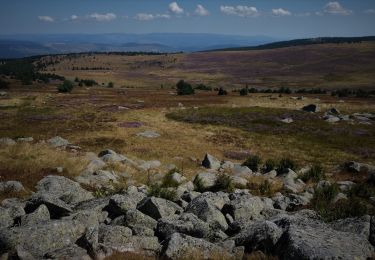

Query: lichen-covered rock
left=137, top=197, right=183, bottom=220
left=25, top=194, right=73, bottom=218
left=47, top=136, right=71, bottom=148
left=202, top=153, right=221, bottom=170
left=44, top=244, right=90, bottom=260
left=20, top=204, right=50, bottom=226
left=106, top=193, right=146, bottom=218
left=111, top=209, right=157, bottom=230
left=0, top=137, right=16, bottom=146
left=193, top=172, right=217, bottom=190
left=76, top=170, right=119, bottom=189
left=0, top=181, right=24, bottom=193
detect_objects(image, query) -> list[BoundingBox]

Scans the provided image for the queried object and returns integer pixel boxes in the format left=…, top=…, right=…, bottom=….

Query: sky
left=0, top=0, right=375, bottom=38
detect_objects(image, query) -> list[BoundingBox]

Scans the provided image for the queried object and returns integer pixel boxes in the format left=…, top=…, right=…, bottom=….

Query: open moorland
left=1, top=41, right=375, bottom=259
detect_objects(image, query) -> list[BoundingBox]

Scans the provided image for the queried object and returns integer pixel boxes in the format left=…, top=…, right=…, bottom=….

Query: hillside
left=41, top=41, right=375, bottom=89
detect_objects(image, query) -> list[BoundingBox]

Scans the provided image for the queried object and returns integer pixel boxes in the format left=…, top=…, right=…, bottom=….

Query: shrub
left=176, top=80, right=194, bottom=95
left=212, top=173, right=234, bottom=192
left=148, top=184, right=177, bottom=201
left=195, top=84, right=212, bottom=91
left=74, top=77, right=79, bottom=82
left=79, top=79, right=97, bottom=87
left=218, top=88, right=228, bottom=96
left=239, top=88, right=248, bottom=96
left=161, top=170, right=180, bottom=188
left=264, top=159, right=276, bottom=173
left=57, top=80, right=74, bottom=93
left=243, top=155, right=262, bottom=172
left=301, top=164, right=325, bottom=182
left=276, top=158, right=297, bottom=175
left=108, top=82, right=114, bottom=88
left=0, top=78, right=9, bottom=89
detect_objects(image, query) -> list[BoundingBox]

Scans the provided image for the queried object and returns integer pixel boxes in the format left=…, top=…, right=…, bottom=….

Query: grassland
left=42, top=42, right=375, bottom=90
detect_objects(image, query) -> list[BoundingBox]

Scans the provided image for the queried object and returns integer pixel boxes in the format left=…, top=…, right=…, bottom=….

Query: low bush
left=301, top=164, right=325, bottom=182
left=243, top=155, right=262, bottom=172
left=264, top=159, right=276, bottom=173
left=276, top=158, right=297, bottom=175
left=108, top=82, right=114, bottom=88
left=0, top=78, right=10, bottom=89
left=218, top=88, right=228, bottom=96
left=212, top=173, right=234, bottom=192
left=239, top=88, right=248, bottom=96
left=148, top=184, right=177, bottom=201
left=176, top=80, right=194, bottom=95
left=161, top=170, right=180, bottom=188
left=195, top=84, right=212, bottom=91
left=57, top=80, right=74, bottom=93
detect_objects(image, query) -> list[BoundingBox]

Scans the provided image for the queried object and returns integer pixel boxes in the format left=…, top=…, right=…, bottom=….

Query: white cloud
left=89, top=13, right=117, bottom=22
left=272, top=8, right=291, bottom=16
left=220, top=5, right=259, bottom=17
left=135, top=13, right=170, bottom=21
left=195, top=4, right=209, bottom=16
left=364, top=9, right=375, bottom=14
left=169, top=2, right=184, bottom=15
left=70, top=15, right=79, bottom=20
left=324, top=1, right=352, bottom=15
left=38, top=16, right=54, bottom=22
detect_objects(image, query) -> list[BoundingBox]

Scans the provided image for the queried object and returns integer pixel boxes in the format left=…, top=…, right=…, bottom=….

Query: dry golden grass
left=0, top=143, right=88, bottom=191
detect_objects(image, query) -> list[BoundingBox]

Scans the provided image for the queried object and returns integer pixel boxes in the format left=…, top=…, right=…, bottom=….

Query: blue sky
left=1, top=0, right=375, bottom=38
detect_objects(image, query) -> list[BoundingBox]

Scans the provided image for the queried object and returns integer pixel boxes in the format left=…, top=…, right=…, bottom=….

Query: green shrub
left=212, top=173, right=234, bottom=192
left=108, top=82, right=114, bottom=88
left=193, top=175, right=206, bottom=192
left=148, top=184, right=177, bottom=201
left=57, top=80, right=74, bottom=93
left=239, top=88, right=248, bottom=96
left=243, top=155, right=262, bottom=172
left=301, top=165, right=325, bottom=182
left=218, top=88, right=228, bottom=96
left=176, top=80, right=194, bottom=95
left=195, top=84, right=212, bottom=91
left=161, top=170, right=180, bottom=188
left=0, top=78, right=9, bottom=89
left=276, top=158, right=297, bottom=175
left=79, top=79, right=97, bottom=87
left=264, top=159, right=276, bottom=173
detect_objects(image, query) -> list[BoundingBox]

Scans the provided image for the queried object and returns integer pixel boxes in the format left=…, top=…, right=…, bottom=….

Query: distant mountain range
left=0, top=33, right=278, bottom=58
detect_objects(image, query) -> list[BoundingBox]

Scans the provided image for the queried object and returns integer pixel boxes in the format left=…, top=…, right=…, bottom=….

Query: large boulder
left=106, top=193, right=146, bottom=218
left=202, top=154, right=221, bottom=170
left=25, top=194, right=73, bottom=218
left=233, top=220, right=283, bottom=252
left=75, top=170, right=119, bottom=189
left=0, top=207, right=14, bottom=228
left=193, top=172, right=217, bottom=190
left=272, top=211, right=374, bottom=260
left=20, top=204, right=50, bottom=226
left=0, top=220, right=86, bottom=258
left=35, top=175, right=93, bottom=205
left=137, top=197, right=183, bottom=220
left=0, top=181, right=24, bottom=193
left=111, top=209, right=157, bottom=230
left=161, top=233, right=235, bottom=259
left=330, top=215, right=371, bottom=240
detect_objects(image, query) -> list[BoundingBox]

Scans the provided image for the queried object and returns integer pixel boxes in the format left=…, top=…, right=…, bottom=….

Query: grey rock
left=337, top=181, right=355, bottom=191
left=161, top=233, right=234, bottom=260
left=281, top=118, right=293, bottom=123
left=272, top=194, right=291, bottom=211
left=0, top=181, right=24, bottom=193
left=20, top=204, right=50, bottom=226
left=232, top=176, right=248, bottom=187
left=137, top=197, right=182, bottom=220
left=16, top=137, right=34, bottom=143
left=98, top=225, right=132, bottom=245
left=331, top=215, right=370, bottom=239
left=181, top=191, right=201, bottom=203
left=324, top=114, right=340, bottom=123
left=137, top=130, right=160, bottom=138
left=75, top=170, right=119, bottom=189
left=193, top=172, right=217, bottom=190
left=107, top=193, right=146, bottom=218
left=139, top=160, right=161, bottom=171
left=332, top=192, right=348, bottom=203
left=233, top=220, right=283, bottom=252
left=202, top=153, right=221, bottom=170
left=98, top=149, right=127, bottom=163
left=0, top=220, right=86, bottom=258
left=111, top=209, right=157, bottom=230
left=0, top=207, right=13, bottom=228
left=130, top=225, right=155, bottom=236
left=25, top=194, right=73, bottom=218
left=232, top=165, right=253, bottom=178
left=0, top=137, right=16, bottom=146
left=35, top=175, right=93, bottom=205
left=47, top=136, right=71, bottom=148
left=170, top=172, right=187, bottom=185
left=316, top=180, right=331, bottom=189
left=44, top=244, right=90, bottom=260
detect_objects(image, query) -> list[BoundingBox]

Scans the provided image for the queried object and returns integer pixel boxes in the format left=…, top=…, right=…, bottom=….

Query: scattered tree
left=176, top=80, right=194, bottom=95
left=57, top=80, right=74, bottom=93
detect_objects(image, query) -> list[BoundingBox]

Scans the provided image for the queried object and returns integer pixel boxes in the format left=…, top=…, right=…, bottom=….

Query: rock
left=324, top=115, right=340, bottom=123
left=327, top=107, right=340, bottom=115
left=232, top=176, right=248, bottom=187
left=345, top=161, right=375, bottom=174
left=281, top=118, right=293, bottom=124
left=181, top=191, right=201, bottom=203
left=0, top=220, right=86, bottom=258
left=264, top=170, right=277, bottom=178
left=232, top=165, right=253, bottom=178
left=16, top=137, right=34, bottom=143
left=137, top=197, right=183, bottom=220
left=193, top=172, right=217, bottom=190
left=98, top=225, right=132, bottom=245
left=288, top=192, right=314, bottom=209
left=161, top=233, right=234, bottom=259
left=85, top=158, right=106, bottom=173
left=20, top=204, right=50, bottom=226
left=221, top=161, right=235, bottom=170
left=337, top=181, right=355, bottom=191
left=137, top=130, right=161, bottom=138
left=0, top=91, right=8, bottom=96
left=106, top=193, right=146, bottom=218
left=272, top=194, right=291, bottom=211
left=190, top=192, right=230, bottom=210
left=202, top=153, right=221, bottom=170
left=273, top=211, right=373, bottom=260
left=281, top=169, right=304, bottom=193
left=156, top=213, right=214, bottom=241
left=0, top=137, right=16, bottom=146
left=98, top=149, right=127, bottom=163
left=233, top=220, right=283, bottom=252
left=130, top=225, right=155, bottom=236
left=302, top=104, right=320, bottom=113
left=332, top=192, right=348, bottom=203
left=76, top=170, right=119, bottom=189
left=47, top=136, right=71, bottom=148
left=0, top=207, right=13, bottom=228
left=112, top=209, right=157, bottom=230
left=139, top=160, right=161, bottom=171
left=186, top=193, right=228, bottom=231
left=316, top=180, right=331, bottom=189
left=44, top=244, right=90, bottom=260
left=170, top=172, right=187, bottom=185
left=35, top=175, right=93, bottom=205
left=73, top=197, right=111, bottom=215
left=331, top=215, right=370, bottom=240
left=25, top=194, right=73, bottom=218
left=0, top=181, right=24, bottom=193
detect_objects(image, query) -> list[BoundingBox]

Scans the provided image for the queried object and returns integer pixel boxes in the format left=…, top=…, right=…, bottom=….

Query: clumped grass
left=161, top=170, right=180, bottom=188
left=212, top=173, right=234, bottom=192
left=301, top=164, right=325, bottom=182
left=148, top=184, right=177, bottom=201
left=276, top=158, right=297, bottom=175
left=243, top=155, right=262, bottom=172
left=311, top=184, right=339, bottom=220
left=263, top=159, right=276, bottom=173
left=247, top=176, right=282, bottom=197
left=193, top=175, right=206, bottom=193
